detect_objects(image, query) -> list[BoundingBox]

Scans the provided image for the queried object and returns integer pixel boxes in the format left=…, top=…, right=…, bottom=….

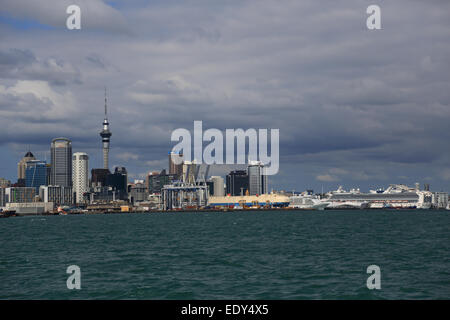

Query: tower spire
left=104, top=87, right=107, bottom=118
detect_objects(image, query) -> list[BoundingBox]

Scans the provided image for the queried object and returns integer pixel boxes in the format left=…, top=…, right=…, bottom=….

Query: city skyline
left=0, top=1, right=450, bottom=193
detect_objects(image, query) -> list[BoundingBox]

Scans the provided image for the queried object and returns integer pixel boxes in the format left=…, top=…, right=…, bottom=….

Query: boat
left=326, top=201, right=369, bottom=209
left=323, top=184, right=432, bottom=210
left=57, top=207, right=68, bottom=215
left=289, top=193, right=330, bottom=210
left=0, top=210, right=17, bottom=218
left=368, top=202, right=387, bottom=209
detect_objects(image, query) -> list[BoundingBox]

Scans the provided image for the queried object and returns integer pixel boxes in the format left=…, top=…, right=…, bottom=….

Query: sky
left=0, top=0, right=449, bottom=193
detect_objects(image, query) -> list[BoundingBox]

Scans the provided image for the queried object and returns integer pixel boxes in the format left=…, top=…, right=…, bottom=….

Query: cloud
left=1, top=0, right=129, bottom=33
left=0, top=49, right=81, bottom=85
left=116, top=152, right=139, bottom=162
left=316, top=174, right=339, bottom=182
left=85, top=54, right=106, bottom=69
left=442, top=169, right=450, bottom=181
left=0, top=0, right=449, bottom=192
left=0, top=80, right=77, bottom=120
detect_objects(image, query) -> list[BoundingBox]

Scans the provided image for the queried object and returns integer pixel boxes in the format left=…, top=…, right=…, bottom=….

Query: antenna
left=104, top=87, right=107, bottom=117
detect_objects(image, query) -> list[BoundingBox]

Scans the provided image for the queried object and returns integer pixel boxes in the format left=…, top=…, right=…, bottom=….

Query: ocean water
left=0, top=210, right=449, bottom=300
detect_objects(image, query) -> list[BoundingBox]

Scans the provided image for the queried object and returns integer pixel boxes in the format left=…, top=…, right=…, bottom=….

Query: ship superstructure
left=323, top=184, right=432, bottom=209
left=289, top=191, right=330, bottom=210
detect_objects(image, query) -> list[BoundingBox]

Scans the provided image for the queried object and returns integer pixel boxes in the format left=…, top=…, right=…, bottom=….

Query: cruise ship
left=289, top=192, right=330, bottom=210
left=323, top=184, right=432, bottom=209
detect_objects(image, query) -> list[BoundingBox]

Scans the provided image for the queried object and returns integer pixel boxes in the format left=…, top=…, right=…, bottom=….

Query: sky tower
left=100, top=88, right=112, bottom=170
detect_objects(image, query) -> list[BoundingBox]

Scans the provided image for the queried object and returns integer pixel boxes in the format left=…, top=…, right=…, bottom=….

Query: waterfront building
left=83, top=186, right=117, bottom=203
left=5, top=187, right=36, bottom=203
left=140, top=194, right=162, bottom=210
left=169, top=151, right=183, bottom=178
left=6, top=202, right=54, bottom=215
left=50, top=138, right=72, bottom=187
left=226, top=170, right=249, bottom=196
left=146, top=171, right=160, bottom=193
left=248, top=161, right=267, bottom=195
left=72, top=152, right=89, bottom=204
left=91, top=168, right=110, bottom=187
left=210, top=176, right=225, bottom=196
left=17, top=151, right=35, bottom=186
left=99, top=90, right=112, bottom=170
left=182, top=160, right=198, bottom=184
left=147, top=170, right=177, bottom=194
left=106, top=166, right=128, bottom=200
left=39, top=185, right=73, bottom=206
left=0, top=187, right=6, bottom=207
left=25, top=160, right=48, bottom=193
left=128, top=180, right=148, bottom=205
left=432, top=192, right=448, bottom=209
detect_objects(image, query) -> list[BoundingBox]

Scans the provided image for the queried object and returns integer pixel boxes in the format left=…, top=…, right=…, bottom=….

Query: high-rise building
left=0, top=187, right=6, bottom=207
left=17, top=151, right=36, bottom=185
left=248, top=161, right=267, bottom=195
left=39, top=185, right=73, bottom=206
left=25, top=160, right=48, bottom=193
left=100, top=90, right=112, bottom=170
left=106, top=166, right=128, bottom=200
left=169, top=151, right=183, bottom=177
left=147, top=170, right=177, bottom=194
left=72, top=152, right=89, bottom=204
left=50, top=138, right=72, bottom=187
left=91, top=168, right=110, bottom=187
left=5, top=187, right=36, bottom=203
left=128, top=180, right=148, bottom=204
left=210, top=176, right=225, bottom=196
left=431, top=192, right=448, bottom=209
left=226, top=170, right=249, bottom=196
left=45, top=164, right=51, bottom=186
left=182, top=160, right=198, bottom=184
left=146, top=171, right=160, bottom=192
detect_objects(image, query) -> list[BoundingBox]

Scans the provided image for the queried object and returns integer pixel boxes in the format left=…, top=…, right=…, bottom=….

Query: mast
left=99, top=88, right=112, bottom=170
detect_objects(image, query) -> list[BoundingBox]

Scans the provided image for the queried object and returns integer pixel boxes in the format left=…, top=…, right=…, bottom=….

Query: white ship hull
left=324, top=185, right=433, bottom=210
left=326, top=201, right=369, bottom=209
left=289, top=195, right=330, bottom=210
left=290, top=202, right=330, bottom=210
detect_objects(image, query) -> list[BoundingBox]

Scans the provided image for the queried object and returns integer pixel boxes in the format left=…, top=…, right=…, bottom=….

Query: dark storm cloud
left=85, top=54, right=106, bottom=69
left=0, top=48, right=82, bottom=85
left=1, top=0, right=129, bottom=33
left=0, top=48, right=36, bottom=72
